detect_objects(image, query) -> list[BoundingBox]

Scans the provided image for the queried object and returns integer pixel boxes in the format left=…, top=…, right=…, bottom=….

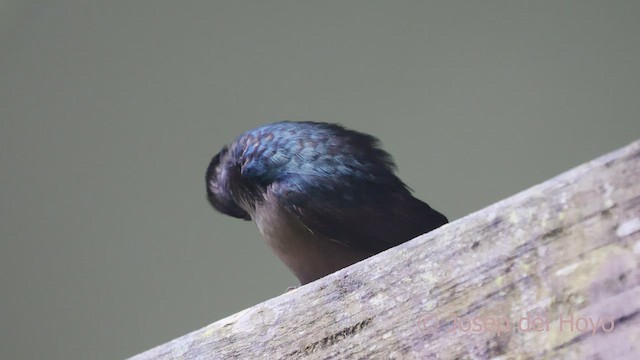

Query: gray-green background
left=1, top=1, right=639, bottom=359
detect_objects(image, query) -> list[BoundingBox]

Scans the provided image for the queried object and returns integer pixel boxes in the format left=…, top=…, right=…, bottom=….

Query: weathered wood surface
left=131, top=140, right=640, bottom=360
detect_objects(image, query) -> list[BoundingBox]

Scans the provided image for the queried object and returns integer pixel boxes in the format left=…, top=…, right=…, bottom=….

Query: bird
left=206, top=121, right=448, bottom=285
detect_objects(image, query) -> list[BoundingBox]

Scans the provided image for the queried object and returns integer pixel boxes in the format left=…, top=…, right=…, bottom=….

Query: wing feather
left=271, top=176, right=448, bottom=254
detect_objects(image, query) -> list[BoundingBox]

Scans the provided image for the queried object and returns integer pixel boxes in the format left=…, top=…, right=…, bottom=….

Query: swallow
left=206, top=121, right=447, bottom=285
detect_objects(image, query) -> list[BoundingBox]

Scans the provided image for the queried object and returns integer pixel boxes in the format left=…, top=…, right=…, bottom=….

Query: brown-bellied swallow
left=206, top=121, right=448, bottom=285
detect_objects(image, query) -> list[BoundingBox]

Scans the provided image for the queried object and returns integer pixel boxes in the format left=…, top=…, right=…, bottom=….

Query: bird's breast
left=253, top=195, right=370, bottom=285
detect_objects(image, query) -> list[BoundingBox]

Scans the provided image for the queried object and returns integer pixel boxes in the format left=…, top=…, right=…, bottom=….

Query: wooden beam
left=131, top=140, right=640, bottom=359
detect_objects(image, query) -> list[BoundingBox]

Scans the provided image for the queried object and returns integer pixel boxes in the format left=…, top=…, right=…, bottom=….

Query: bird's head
left=205, top=146, right=252, bottom=220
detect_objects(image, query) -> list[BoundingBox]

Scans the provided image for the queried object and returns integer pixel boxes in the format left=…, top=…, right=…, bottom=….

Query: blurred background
left=1, top=1, right=639, bottom=359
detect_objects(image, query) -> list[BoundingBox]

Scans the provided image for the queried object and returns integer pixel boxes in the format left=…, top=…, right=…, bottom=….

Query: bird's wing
left=270, top=176, right=448, bottom=254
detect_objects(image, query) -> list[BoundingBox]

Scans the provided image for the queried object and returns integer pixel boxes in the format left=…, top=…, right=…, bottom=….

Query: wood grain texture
left=131, top=140, right=640, bottom=360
